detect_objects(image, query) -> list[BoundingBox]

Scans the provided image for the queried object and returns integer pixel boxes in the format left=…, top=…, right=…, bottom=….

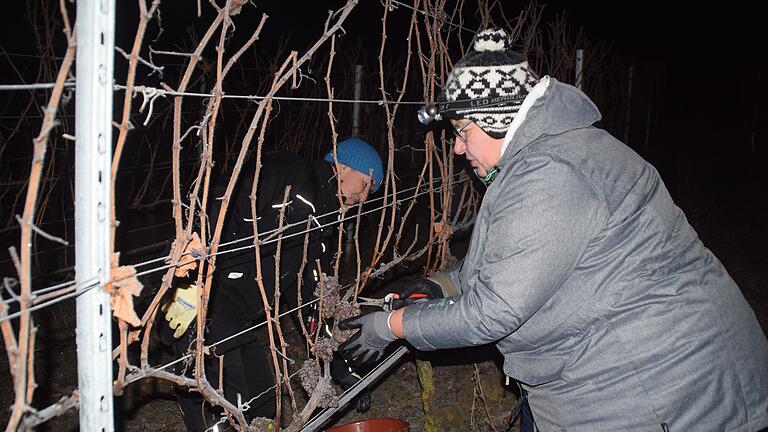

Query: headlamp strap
left=438, top=94, right=526, bottom=116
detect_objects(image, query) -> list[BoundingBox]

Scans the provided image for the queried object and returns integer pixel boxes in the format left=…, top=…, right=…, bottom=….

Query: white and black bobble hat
left=440, top=28, right=539, bottom=139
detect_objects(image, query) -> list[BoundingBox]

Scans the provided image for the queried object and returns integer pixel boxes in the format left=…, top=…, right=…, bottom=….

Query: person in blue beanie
left=324, top=137, right=384, bottom=204
left=160, top=138, right=383, bottom=431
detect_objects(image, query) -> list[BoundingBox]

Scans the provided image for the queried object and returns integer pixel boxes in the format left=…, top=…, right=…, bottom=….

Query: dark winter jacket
left=208, top=152, right=341, bottom=321
left=403, top=78, right=768, bottom=430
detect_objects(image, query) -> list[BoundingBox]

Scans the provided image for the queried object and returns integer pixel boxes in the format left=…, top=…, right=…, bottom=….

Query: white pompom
left=474, top=38, right=504, bottom=52
left=473, top=29, right=508, bottom=52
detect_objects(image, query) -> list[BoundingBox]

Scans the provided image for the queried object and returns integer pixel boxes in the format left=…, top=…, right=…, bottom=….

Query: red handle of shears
left=392, top=293, right=429, bottom=300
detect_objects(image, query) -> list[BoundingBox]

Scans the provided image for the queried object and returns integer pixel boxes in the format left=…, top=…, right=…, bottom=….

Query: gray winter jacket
left=402, top=78, right=768, bottom=431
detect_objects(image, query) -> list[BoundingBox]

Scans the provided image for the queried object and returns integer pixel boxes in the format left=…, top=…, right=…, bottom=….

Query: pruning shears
left=357, top=292, right=430, bottom=311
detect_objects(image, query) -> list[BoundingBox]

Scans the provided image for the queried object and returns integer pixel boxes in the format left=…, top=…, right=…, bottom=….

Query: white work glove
left=162, top=284, right=198, bottom=338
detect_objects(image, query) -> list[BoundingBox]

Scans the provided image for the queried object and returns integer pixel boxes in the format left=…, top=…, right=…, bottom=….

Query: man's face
left=339, top=165, right=372, bottom=205
left=450, top=119, right=502, bottom=178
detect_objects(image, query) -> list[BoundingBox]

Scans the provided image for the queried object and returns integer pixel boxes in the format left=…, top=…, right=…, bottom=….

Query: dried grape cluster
left=314, top=273, right=340, bottom=315
left=334, top=300, right=360, bottom=322
left=298, top=360, right=320, bottom=393
left=296, top=359, right=338, bottom=409
left=332, top=300, right=360, bottom=345
left=312, top=337, right=334, bottom=362
left=310, top=271, right=361, bottom=346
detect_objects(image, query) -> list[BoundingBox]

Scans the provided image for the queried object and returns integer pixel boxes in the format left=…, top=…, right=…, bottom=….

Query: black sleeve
left=208, top=165, right=337, bottom=320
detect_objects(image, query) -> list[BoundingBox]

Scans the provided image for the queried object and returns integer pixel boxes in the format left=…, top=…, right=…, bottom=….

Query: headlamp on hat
left=417, top=94, right=527, bottom=126
left=417, top=105, right=441, bottom=125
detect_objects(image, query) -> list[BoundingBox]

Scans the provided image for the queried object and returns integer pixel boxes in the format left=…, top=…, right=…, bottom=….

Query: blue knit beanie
left=323, top=138, right=384, bottom=193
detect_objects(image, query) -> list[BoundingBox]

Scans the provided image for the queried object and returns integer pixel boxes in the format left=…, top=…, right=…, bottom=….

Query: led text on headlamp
left=417, top=94, right=527, bottom=125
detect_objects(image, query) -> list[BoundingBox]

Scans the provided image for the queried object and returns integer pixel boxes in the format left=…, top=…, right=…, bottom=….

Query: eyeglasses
left=452, top=120, right=473, bottom=141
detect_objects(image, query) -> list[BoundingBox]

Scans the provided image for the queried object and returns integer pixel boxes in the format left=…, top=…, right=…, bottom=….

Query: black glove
left=339, top=311, right=397, bottom=366
left=338, top=374, right=372, bottom=413
left=390, top=277, right=444, bottom=309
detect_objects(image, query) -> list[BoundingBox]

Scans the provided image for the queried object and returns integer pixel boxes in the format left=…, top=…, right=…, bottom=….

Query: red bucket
left=326, top=418, right=410, bottom=432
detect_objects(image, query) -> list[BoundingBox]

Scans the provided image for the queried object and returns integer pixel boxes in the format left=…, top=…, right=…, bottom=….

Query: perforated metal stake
left=75, top=0, right=115, bottom=429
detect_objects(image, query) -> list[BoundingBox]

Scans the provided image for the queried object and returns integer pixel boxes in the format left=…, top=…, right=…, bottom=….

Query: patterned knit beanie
left=440, top=28, right=539, bottom=139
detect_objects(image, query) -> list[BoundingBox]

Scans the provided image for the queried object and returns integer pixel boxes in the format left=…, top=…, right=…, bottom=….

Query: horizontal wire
left=147, top=295, right=322, bottom=377
left=129, top=174, right=455, bottom=270
left=0, top=176, right=467, bottom=321
left=1, top=277, right=87, bottom=307
left=0, top=82, right=426, bottom=106
left=0, top=174, right=445, bottom=300
left=113, top=84, right=425, bottom=105
left=1, top=278, right=99, bottom=321
left=130, top=176, right=465, bottom=280
left=0, top=244, right=72, bottom=267
left=0, top=81, right=76, bottom=91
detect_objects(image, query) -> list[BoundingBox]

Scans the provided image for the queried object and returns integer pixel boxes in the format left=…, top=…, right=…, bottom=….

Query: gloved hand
left=390, top=276, right=454, bottom=309
left=162, top=284, right=198, bottom=338
left=339, top=374, right=372, bottom=413
left=339, top=311, right=397, bottom=366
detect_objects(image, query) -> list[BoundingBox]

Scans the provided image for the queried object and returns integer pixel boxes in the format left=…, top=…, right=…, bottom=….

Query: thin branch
left=6, top=17, right=77, bottom=431
left=15, top=215, right=68, bottom=246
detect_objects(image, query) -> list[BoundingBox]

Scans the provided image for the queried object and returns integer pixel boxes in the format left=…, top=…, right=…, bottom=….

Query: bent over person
left=341, top=29, right=768, bottom=431
left=161, top=138, right=383, bottom=430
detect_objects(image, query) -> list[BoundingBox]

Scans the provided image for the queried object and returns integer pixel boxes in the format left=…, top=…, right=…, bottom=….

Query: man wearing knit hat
left=162, top=137, right=383, bottom=430
left=342, top=28, right=768, bottom=431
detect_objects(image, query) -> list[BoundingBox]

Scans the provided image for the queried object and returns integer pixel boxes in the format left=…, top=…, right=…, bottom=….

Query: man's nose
left=453, top=138, right=466, bottom=155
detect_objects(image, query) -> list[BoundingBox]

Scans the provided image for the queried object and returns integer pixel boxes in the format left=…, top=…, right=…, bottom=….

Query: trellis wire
left=0, top=176, right=470, bottom=322
left=0, top=81, right=76, bottom=91
left=130, top=174, right=459, bottom=269
left=115, top=84, right=425, bottom=105
left=1, top=174, right=458, bottom=302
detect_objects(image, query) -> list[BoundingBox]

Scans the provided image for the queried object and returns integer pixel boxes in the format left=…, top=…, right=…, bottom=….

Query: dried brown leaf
left=434, top=222, right=454, bottom=241
left=109, top=265, right=144, bottom=327
left=166, top=233, right=204, bottom=278
left=230, top=0, right=248, bottom=15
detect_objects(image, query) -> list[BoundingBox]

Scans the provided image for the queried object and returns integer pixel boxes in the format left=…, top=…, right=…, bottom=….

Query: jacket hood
left=499, top=78, right=602, bottom=167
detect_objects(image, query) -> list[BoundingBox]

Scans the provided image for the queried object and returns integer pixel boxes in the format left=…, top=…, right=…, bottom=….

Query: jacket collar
left=497, top=77, right=602, bottom=169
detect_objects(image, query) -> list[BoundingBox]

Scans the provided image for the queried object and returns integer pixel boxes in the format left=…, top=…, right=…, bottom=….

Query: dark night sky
left=2, top=0, right=765, bottom=187
left=3, top=1, right=764, bottom=86
left=542, top=1, right=764, bottom=58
